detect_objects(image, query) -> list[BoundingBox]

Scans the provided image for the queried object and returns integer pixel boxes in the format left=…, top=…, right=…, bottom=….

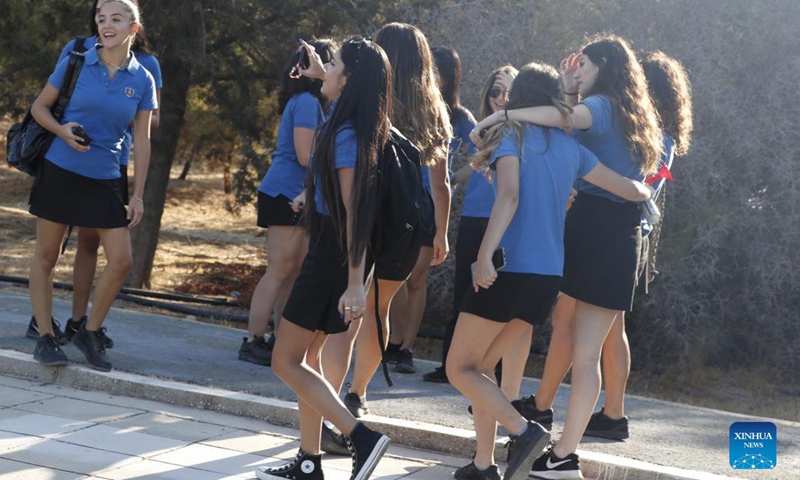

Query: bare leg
left=298, top=330, right=330, bottom=454
left=248, top=226, right=307, bottom=339
left=400, top=247, right=433, bottom=350
left=500, top=329, right=533, bottom=401
left=86, top=228, right=132, bottom=331
left=535, top=294, right=576, bottom=410
left=72, top=227, right=100, bottom=320
left=272, top=319, right=358, bottom=435
left=553, top=302, right=618, bottom=458
left=600, top=312, right=630, bottom=419
left=29, top=219, right=68, bottom=335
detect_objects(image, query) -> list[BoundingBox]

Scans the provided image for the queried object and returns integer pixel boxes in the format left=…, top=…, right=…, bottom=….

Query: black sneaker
left=504, top=421, right=551, bottom=480
left=422, top=366, right=449, bottom=384
left=238, top=336, right=272, bottom=366
left=584, top=408, right=629, bottom=440
left=255, top=450, right=323, bottom=480
left=455, top=462, right=501, bottom=480
left=321, top=422, right=350, bottom=456
left=344, top=422, right=390, bottom=480
left=344, top=392, right=369, bottom=418
left=66, top=316, right=114, bottom=349
left=384, top=341, right=401, bottom=363
left=33, top=334, right=69, bottom=366
left=26, top=316, right=68, bottom=345
left=394, top=348, right=415, bottom=374
left=530, top=448, right=583, bottom=479
left=72, top=325, right=112, bottom=372
left=512, top=396, right=554, bottom=431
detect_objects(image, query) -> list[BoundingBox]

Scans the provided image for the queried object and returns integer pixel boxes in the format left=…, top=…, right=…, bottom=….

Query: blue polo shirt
left=118, top=52, right=163, bottom=167
left=315, top=121, right=357, bottom=216
left=45, top=47, right=158, bottom=179
left=490, top=125, right=598, bottom=275
left=57, top=36, right=99, bottom=64
left=259, top=92, right=325, bottom=200
left=572, top=95, right=645, bottom=202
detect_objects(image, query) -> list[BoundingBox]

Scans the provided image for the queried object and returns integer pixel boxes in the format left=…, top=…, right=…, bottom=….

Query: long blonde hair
left=375, top=23, right=451, bottom=167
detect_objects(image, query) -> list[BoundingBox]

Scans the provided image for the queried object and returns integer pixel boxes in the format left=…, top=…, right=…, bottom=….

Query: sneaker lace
left=93, top=328, right=109, bottom=353
left=344, top=434, right=357, bottom=480
left=43, top=334, right=61, bottom=349
left=268, top=450, right=303, bottom=473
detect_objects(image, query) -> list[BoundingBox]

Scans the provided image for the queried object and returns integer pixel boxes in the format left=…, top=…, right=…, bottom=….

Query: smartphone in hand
left=471, top=248, right=506, bottom=276
left=72, top=126, right=92, bottom=146
left=289, top=39, right=309, bottom=79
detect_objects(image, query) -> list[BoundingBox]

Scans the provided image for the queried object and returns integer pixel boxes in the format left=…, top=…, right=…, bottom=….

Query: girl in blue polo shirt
left=27, top=0, right=165, bottom=353
left=471, top=35, right=663, bottom=478
left=447, top=62, right=654, bottom=480
left=28, top=0, right=157, bottom=372
left=239, top=40, right=336, bottom=368
left=255, top=36, right=392, bottom=480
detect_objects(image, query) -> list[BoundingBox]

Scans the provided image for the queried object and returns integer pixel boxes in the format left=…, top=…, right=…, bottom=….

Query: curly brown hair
left=375, top=23, right=452, bottom=167
left=641, top=51, right=693, bottom=156
left=581, top=34, right=663, bottom=175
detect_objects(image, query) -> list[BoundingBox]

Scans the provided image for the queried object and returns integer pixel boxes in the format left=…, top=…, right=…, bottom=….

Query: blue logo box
left=729, top=422, right=776, bottom=469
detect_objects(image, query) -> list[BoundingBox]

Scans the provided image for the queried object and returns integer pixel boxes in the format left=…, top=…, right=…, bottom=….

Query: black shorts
left=119, top=165, right=129, bottom=205
left=561, top=192, right=642, bottom=311
left=460, top=272, right=561, bottom=326
left=421, top=191, right=436, bottom=247
left=29, top=160, right=127, bottom=229
left=257, top=192, right=301, bottom=228
left=282, top=215, right=350, bottom=335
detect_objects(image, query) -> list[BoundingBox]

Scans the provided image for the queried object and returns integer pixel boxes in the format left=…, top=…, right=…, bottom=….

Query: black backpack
left=370, top=127, right=434, bottom=386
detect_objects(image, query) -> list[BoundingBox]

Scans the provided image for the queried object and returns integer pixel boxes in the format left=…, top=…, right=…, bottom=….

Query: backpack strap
left=72, top=36, right=89, bottom=54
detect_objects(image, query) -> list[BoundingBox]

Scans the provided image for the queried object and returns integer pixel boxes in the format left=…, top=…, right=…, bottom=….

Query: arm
left=128, top=109, right=153, bottom=228
left=471, top=104, right=593, bottom=146
left=30, top=84, right=89, bottom=153
left=150, top=89, right=162, bottom=129
left=582, top=162, right=654, bottom=202
left=454, top=163, right=472, bottom=185
left=337, top=166, right=367, bottom=324
left=473, top=155, right=519, bottom=291
left=429, top=152, right=452, bottom=265
left=293, top=127, right=316, bottom=168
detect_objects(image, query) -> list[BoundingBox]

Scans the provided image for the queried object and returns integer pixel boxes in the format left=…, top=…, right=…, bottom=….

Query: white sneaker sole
left=353, top=435, right=390, bottom=480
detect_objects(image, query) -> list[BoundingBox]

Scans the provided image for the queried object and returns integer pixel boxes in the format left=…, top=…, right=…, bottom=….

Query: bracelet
left=131, top=197, right=144, bottom=203
left=564, top=91, right=579, bottom=96
left=503, top=109, right=509, bottom=121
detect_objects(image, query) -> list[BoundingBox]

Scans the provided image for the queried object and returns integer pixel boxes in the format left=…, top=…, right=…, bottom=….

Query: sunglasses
left=348, top=36, right=371, bottom=64
left=488, top=87, right=508, bottom=100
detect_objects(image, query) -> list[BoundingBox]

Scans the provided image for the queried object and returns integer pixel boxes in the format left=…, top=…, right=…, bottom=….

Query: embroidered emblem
left=125, top=87, right=135, bottom=97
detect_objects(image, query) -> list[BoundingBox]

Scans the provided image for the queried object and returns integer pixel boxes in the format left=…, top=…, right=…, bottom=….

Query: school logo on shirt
left=125, top=87, right=135, bottom=97
left=730, top=422, right=776, bottom=469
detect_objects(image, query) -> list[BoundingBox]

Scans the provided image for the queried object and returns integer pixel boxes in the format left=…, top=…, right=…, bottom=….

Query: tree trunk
left=127, top=0, right=205, bottom=288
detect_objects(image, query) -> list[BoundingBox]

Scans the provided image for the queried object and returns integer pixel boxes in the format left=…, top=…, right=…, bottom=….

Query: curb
left=0, top=349, right=740, bottom=480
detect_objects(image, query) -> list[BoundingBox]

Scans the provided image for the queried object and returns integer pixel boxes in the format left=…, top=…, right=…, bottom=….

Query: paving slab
left=0, top=384, right=55, bottom=407
left=106, top=412, right=238, bottom=443
left=14, top=396, right=145, bottom=423
left=0, top=458, right=86, bottom=480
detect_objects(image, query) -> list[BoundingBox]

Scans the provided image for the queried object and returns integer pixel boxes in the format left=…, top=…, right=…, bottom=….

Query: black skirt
left=282, top=214, right=350, bottom=335
left=460, top=272, right=561, bottom=326
left=257, top=191, right=301, bottom=228
left=561, top=192, right=642, bottom=311
left=29, top=160, right=128, bottom=229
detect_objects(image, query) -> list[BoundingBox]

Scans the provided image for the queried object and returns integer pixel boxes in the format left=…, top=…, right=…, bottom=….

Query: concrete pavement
left=1, top=288, right=797, bottom=479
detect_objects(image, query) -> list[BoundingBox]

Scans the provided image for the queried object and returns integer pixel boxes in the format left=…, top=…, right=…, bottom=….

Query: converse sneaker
left=584, top=408, right=629, bottom=440
left=512, top=395, right=554, bottom=431
left=66, top=316, right=114, bottom=349
left=255, top=450, right=323, bottom=480
left=26, top=316, right=67, bottom=345
left=504, top=421, right=551, bottom=480
left=344, top=391, right=370, bottom=418
left=530, top=448, right=583, bottom=479
left=72, top=325, right=112, bottom=372
left=454, top=462, right=501, bottom=480
left=344, top=422, right=390, bottom=480
left=239, top=336, right=273, bottom=366
left=422, top=366, right=449, bottom=383
left=384, top=341, right=401, bottom=363
left=321, top=422, right=350, bottom=456
left=394, top=348, right=415, bottom=373
left=33, top=334, right=69, bottom=366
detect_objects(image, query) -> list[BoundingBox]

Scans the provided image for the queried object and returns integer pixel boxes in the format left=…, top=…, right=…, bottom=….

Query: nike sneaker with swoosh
left=530, top=448, right=583, bottom=479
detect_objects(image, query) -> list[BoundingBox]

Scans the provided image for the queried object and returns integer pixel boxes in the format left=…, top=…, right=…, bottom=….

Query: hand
left=496, top=70, right=516, bottom=90
left=291, top=190, right=306, bottom=213
left=127, top=196, right=144, bottom=229
left=59, top=122, right=90, bottom=153
left=472, top=256, right=497, bottom=292
left=567, top=187, right=577, bottom=212
left=298, top=40, right=326, bottom=80
left=560, top=53, right=581, bottom=94
left=431, top=232, right=449, bottom=266
left=469, top=111, right=501, bottom=146
left=338, top=284, right=367, bottom=325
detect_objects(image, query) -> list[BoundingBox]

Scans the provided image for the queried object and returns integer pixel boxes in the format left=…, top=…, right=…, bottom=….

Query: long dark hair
left=474, top=62, right=572, bottom=174
left=581, top=34, right=662, bottom=175
left=375, top=23, right=451, bottom=167
left=305, top=37, right=392, bottom=263
left=431, top=47, right=463, bottom=117
left=89, top=0, right=154, bottom=54
left=642, top=51, right=693, bottom=156
left=278, top=39, right=337, bottom=114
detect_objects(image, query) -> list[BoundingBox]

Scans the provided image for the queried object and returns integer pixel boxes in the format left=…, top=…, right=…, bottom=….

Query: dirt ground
left=1, top=161, right=797, bottom=423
